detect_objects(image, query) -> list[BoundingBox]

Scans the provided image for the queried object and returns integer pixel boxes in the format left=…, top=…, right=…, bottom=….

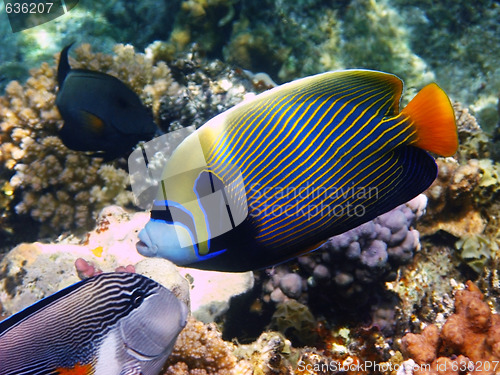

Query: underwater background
left=1, top=0, right=500, bottom=374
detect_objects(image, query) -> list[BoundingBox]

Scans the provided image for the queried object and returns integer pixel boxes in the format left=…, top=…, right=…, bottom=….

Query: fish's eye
left=131, top=289, right=145, bottom=307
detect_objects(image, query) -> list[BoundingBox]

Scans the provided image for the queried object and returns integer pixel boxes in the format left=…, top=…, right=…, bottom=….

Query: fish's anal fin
left=56, top=362, right=94, bottom=375
left=401, top=83, right=458, bottom=157
left=78, top=110, right=106, bottom=135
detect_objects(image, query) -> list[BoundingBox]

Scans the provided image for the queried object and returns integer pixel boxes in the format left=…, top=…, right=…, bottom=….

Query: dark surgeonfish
left=56, top=44, right=158, bottom=160
left=0, top=272, right=188, bottom=375
left=136, top=69, right=457, bottom=272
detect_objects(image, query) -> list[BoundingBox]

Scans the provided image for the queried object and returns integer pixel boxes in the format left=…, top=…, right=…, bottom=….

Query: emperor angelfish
left=137, top=70, right=457, bottom=272
left=56, top=44, right=158, bottom=160
left=0, top=272, right=188, bottom=375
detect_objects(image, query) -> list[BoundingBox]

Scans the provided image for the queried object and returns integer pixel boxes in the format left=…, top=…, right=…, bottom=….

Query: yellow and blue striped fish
left=0, top=272, right=188, bottom=375
left=137, top=69, right=457, bottom=272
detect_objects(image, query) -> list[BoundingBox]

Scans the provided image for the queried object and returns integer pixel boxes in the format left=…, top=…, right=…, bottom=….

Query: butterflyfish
left=0, top=272, right=188, bottom=375
left=136, top=69, right=457, bottom=272
left=56, top=44, right=158, bottom=160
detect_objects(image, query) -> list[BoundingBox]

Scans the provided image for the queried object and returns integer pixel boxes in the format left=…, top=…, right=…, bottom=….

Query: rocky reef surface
left=1, top=1, right=500, bottom=374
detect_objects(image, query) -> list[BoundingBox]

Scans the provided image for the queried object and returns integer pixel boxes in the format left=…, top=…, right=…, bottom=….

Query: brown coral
left=0, top=44, right=177, bottom=236
left=163, top=317, right=238, bottom=374
left=401, top=281, right=500, bottom=375
left=421, top=158, right=484, bottom=238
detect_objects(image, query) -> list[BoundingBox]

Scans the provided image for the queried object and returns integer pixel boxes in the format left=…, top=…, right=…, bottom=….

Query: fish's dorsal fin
left=317, top=70, right=404, bottom=116
left=57, top=43, right=74, bottom=87
left=228, top=69, right=404, bottom=122
left=0, top=278, right=88, bottom=335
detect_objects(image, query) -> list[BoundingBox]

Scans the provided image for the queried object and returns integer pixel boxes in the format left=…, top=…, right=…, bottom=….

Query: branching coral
left=401, top=281, right=500, bottom=375
left=0, top=44, right=178, bottom=236
left=0, top=43, right=256, bottom=239
left=261, top=196, right=426, bottom=318
left=163, top=317, right=238, bottom=374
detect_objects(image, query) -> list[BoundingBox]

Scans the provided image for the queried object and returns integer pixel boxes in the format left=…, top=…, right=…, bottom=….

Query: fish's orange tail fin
left=401, top=83, right=457, bottom=157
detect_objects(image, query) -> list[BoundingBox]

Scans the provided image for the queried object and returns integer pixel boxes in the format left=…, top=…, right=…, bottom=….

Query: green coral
left=476, top=159, right=500, bottom=204
left=392, top=0, right=500, bottom=131
left=270, top=300, right=318, bottom=346
left=455, top=234, right=498, bottom=273
left=220, top=0, right=433, bottom=98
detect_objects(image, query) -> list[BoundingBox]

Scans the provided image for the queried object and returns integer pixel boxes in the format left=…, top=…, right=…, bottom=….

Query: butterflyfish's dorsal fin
left=401, top=83, right=458, bottom=157
left=78, top=110, right=106, bottom=135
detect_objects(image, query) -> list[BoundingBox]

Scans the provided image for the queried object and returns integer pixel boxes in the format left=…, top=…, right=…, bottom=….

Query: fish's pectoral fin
left=76, top=110, right=106, bottom=135
left=119, top=362, right=143, bottom=375
left=401, top=83, right=458, bottom=157
left=56, top=362, right=94, bottom=375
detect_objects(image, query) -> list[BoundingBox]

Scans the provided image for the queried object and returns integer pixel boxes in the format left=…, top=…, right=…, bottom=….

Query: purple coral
left=261, top=194, right=427, bottom=306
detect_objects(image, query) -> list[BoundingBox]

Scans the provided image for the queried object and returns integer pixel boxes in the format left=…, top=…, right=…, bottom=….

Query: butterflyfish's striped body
left=0, top=272, right=188, bottom=375
left=137, top=69, right=457, bottom=272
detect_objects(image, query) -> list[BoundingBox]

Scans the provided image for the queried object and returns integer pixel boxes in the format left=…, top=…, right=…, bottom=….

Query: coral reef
left=270, top=300, right=318, bottom=346
left=260, top=195, right=427, bottom=325
left=0, top=44, right=175, bottom=236
left=163, top=317, right=238, bottom=374
left=0, top=205, right=193, bottom=314
left=387, top=246, right=459, bottom=335
left=392, top=0, right=500, bottom=131
left=163, top=317, right=394, bottom=375
left=0, top=43, right=257, bottom=241
left=222, top=0, right=433, bottom=91
left=151, top=44, right=255, bottom=132
left=419, top=103, right=500, bottom=274
left=401, top=281, right=500, bottom=375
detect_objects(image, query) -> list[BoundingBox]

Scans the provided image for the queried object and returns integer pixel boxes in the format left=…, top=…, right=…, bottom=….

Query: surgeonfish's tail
left=401, top=83, right=458, bottom=157
left=57, top=43, right=74, bottom=87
